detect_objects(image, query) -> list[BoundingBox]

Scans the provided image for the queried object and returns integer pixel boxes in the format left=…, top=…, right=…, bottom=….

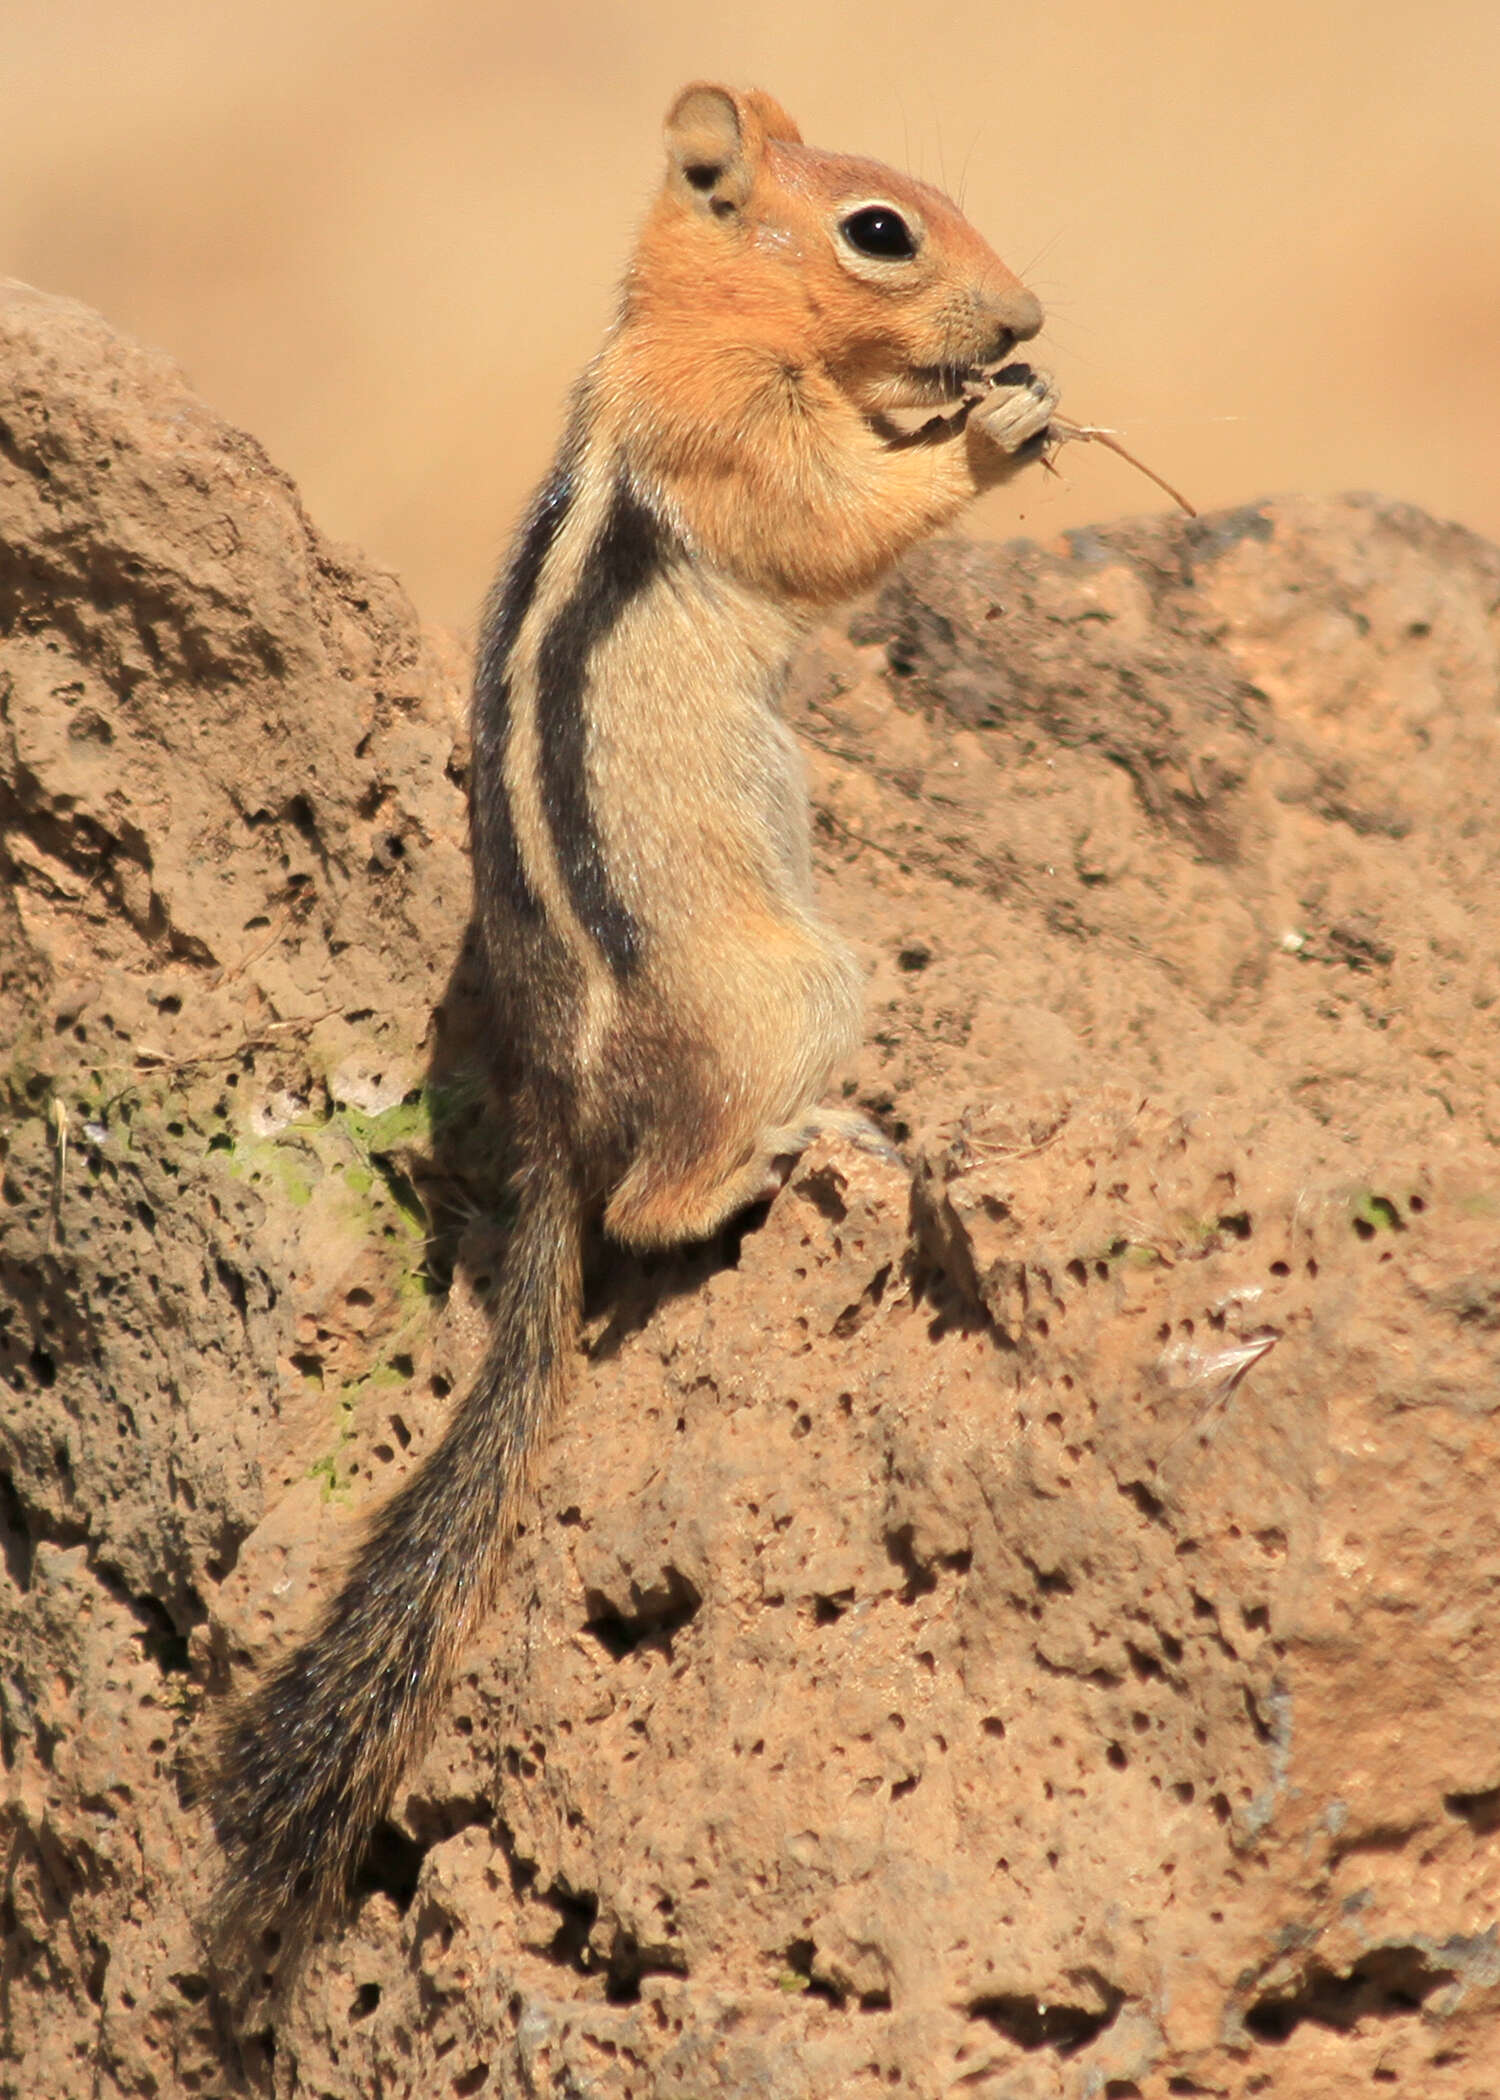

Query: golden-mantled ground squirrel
left=210, top=81, right=1057, bottom=1946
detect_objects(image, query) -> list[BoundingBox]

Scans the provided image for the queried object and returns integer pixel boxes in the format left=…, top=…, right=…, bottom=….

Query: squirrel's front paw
left=970, top=362, right=1060, bottom=460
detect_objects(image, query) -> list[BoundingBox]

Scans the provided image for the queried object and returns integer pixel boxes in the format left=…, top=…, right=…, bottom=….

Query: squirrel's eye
left=840, top=206, right=917, bottom=260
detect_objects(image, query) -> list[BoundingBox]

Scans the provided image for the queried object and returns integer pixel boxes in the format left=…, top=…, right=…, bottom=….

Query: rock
left=3, top=281, right=1499, bottom=2098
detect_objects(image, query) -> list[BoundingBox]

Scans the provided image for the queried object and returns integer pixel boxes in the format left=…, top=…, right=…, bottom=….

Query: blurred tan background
left=3, top=0, right=1496, bottom=636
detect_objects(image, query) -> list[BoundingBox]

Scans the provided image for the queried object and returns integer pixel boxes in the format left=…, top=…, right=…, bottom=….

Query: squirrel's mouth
left=911, top=364, right=969, bottom=397
left=907, top=332, right=1020, bottom=404
left=901, top=363, right=980, bottom=406
left=856, top=331, right=1025, bottom=416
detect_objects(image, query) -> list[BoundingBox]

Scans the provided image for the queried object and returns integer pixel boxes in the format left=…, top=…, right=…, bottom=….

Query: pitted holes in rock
left=584, top=1568, right=702, bottom=1662
left=1244, top=1945, right=1457, bottom=2043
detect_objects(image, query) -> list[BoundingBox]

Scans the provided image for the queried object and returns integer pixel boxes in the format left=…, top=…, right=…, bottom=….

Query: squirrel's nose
left=973, top=279, right=1043, bottom=368
left=991, top=282, right=1043, bottom=350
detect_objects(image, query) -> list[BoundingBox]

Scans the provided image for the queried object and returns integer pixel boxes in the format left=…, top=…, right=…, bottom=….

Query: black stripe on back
left=535, top=472, right=667, bottom=980
left=470, top=437, right=579, bottom=920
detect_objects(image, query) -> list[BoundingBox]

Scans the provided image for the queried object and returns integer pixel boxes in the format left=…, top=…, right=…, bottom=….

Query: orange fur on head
left=635, top=84, right=1039, bottom=411
left=594, top=83, right=1046, bottom=599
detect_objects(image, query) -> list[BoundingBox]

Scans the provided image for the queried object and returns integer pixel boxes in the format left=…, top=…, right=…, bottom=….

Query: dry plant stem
left=1047, top=415, right=1198, bottom=518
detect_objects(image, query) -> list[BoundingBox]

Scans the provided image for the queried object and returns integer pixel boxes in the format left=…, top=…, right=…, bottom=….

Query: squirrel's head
left=641, top=83, right=1043, bottom=413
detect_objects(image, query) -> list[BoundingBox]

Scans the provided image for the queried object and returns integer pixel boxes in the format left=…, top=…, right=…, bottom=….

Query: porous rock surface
left=2, top=280, right=1499, bottom=2099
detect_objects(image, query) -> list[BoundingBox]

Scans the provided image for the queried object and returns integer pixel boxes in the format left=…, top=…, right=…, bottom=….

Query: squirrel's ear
left=740, top=90, right=802, bottom=147
left=664, top=83, right=801, bottom=217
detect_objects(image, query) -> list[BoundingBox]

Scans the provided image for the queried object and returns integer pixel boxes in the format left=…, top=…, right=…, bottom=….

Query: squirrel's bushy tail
left=208, top=1150, right=579, bottom=1948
